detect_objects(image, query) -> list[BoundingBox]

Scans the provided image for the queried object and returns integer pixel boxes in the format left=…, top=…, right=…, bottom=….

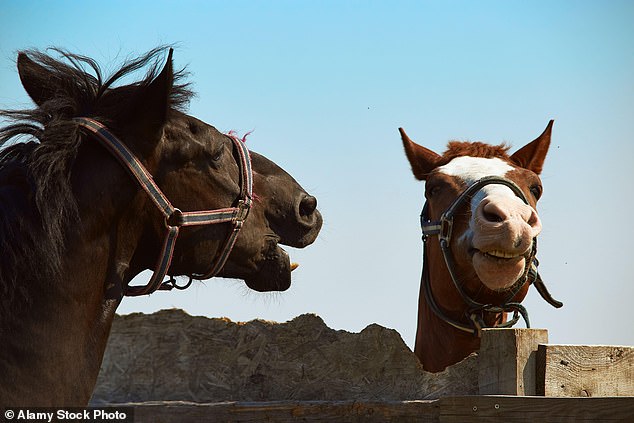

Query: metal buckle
left=233, top=200, right=250, bottom=223
left=439, top=215, right=453, bottom=243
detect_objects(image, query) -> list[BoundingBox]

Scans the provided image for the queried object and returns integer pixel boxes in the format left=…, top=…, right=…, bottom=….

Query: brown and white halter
left=75, top=117, right=253, bottom=296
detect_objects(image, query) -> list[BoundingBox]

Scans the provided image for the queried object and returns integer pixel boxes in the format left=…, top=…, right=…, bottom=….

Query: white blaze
left=437, top=156, right=519, bottom=228
left=437, top=156, right=513, bottom=184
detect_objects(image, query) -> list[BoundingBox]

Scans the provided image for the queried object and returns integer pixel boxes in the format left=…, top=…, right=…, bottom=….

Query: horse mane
left=0, top=47, right=193, bottom=317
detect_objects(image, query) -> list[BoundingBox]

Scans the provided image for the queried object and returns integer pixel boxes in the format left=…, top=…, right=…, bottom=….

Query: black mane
left=0, top=47, right=193, bottom=316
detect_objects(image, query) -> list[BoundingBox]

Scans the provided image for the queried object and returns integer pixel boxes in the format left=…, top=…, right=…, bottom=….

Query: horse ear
left=130, top=48, right=174, bottom=141
left=17, top=52, right=57, bottom=106
left=510, top=120, right=553, bottom=175
left=399, top=127, right=441, bottom=180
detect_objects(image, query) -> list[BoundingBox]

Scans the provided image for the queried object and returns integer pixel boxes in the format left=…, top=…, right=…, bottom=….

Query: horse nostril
left=299, top=195, right=317, bottom=218
left=481, top=204, right=504, bottom=223
left=483, top=210, right=504, bottom=223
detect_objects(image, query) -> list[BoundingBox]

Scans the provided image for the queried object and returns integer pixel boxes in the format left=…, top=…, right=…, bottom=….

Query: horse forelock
left=438, top=141, right=511, bottom=166
left=0, top=47, right=194, bottom=319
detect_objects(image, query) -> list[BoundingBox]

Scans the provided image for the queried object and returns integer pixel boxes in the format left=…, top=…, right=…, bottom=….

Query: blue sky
left=2, top=1, right=633, bottom=348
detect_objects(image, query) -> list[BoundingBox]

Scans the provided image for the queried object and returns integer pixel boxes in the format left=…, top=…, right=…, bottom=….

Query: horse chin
left=472, top=251, right=526, bottom=291
left=244, top=246, right=293, bottom=292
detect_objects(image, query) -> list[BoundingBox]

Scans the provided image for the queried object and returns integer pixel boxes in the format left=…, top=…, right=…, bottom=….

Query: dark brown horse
left=0, top=48, right=322, bottom=406
left=400, top=122, right=562, bottom=372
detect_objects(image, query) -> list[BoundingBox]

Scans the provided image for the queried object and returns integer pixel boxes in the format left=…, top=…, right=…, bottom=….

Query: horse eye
left=530, top=184, right=543, bottom=199
left=208, top=145, right=223, bottom=163
left=426, top=185, right=441, bottom=198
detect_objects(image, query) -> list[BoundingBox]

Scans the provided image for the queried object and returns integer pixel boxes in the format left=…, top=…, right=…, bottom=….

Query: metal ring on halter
left=166, top=208, right=185, bottom=228
left=171, top=276, right=194, bottom=290
left=157, top=275, right=193, bottom=291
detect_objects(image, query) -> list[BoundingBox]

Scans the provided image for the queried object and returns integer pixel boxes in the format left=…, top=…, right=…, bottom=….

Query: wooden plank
left=439, top=396, right=634, bottom=422
left=120, top=397, right=634, bottom=422
left=478, top=328, right=548, bottom=395
left=130, top=400, right=440, bottom=423
left=537, top=344, right=634, bottom=397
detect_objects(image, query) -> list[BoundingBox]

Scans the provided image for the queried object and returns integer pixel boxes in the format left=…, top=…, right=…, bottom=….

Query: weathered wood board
left=537, top=344, right=634, bottom=397
left=124, top=396, right=634, bottom=423
left=439, top=396, right=634, bottom=423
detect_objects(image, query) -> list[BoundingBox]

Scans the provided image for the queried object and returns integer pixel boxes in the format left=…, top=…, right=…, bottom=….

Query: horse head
left=14, top=48, right=322, bottom=296
left=400, top=122, right=559, bottom=372
left=0, top=47, right=322, bottom=405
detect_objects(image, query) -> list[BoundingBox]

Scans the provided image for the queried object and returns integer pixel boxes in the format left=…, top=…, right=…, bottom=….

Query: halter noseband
left=75, top=117, right=253, bottom=296
left=420, top=176, right=562, bottom=336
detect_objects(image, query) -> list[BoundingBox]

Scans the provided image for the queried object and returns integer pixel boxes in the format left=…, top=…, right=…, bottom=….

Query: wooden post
left=478, top=328, right=548, bottom=395
left=536, top=344, right=634, bottom=397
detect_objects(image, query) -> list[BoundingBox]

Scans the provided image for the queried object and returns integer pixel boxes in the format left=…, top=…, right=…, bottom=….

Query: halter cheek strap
left=74, top=117, right=253, bottom=296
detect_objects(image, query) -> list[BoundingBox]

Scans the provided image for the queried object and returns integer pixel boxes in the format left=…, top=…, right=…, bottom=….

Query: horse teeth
left=290, top=262, right=300, bottom=271
left=487, top=250, right=518, bottom=259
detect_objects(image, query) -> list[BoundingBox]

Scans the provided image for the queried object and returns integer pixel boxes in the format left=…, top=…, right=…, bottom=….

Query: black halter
left=75, top=117, right=253, bottom=296
left=420, top=176, right=562, bottom=336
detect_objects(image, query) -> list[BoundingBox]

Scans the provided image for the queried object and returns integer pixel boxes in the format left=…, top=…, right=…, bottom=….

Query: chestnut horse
left=0, top=48, right=322, bottom=406
left=400, top=122, right=562, bottom=372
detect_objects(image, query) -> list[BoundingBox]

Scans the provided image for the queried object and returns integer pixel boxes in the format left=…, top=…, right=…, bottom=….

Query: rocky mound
left=91, top=309, right=477, bottom=404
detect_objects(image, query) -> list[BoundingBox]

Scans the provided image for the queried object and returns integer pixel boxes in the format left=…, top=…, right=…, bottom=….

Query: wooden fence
left=114, top=328, right=634, bottom=422
left=478, top=328, right=633, bottom=397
